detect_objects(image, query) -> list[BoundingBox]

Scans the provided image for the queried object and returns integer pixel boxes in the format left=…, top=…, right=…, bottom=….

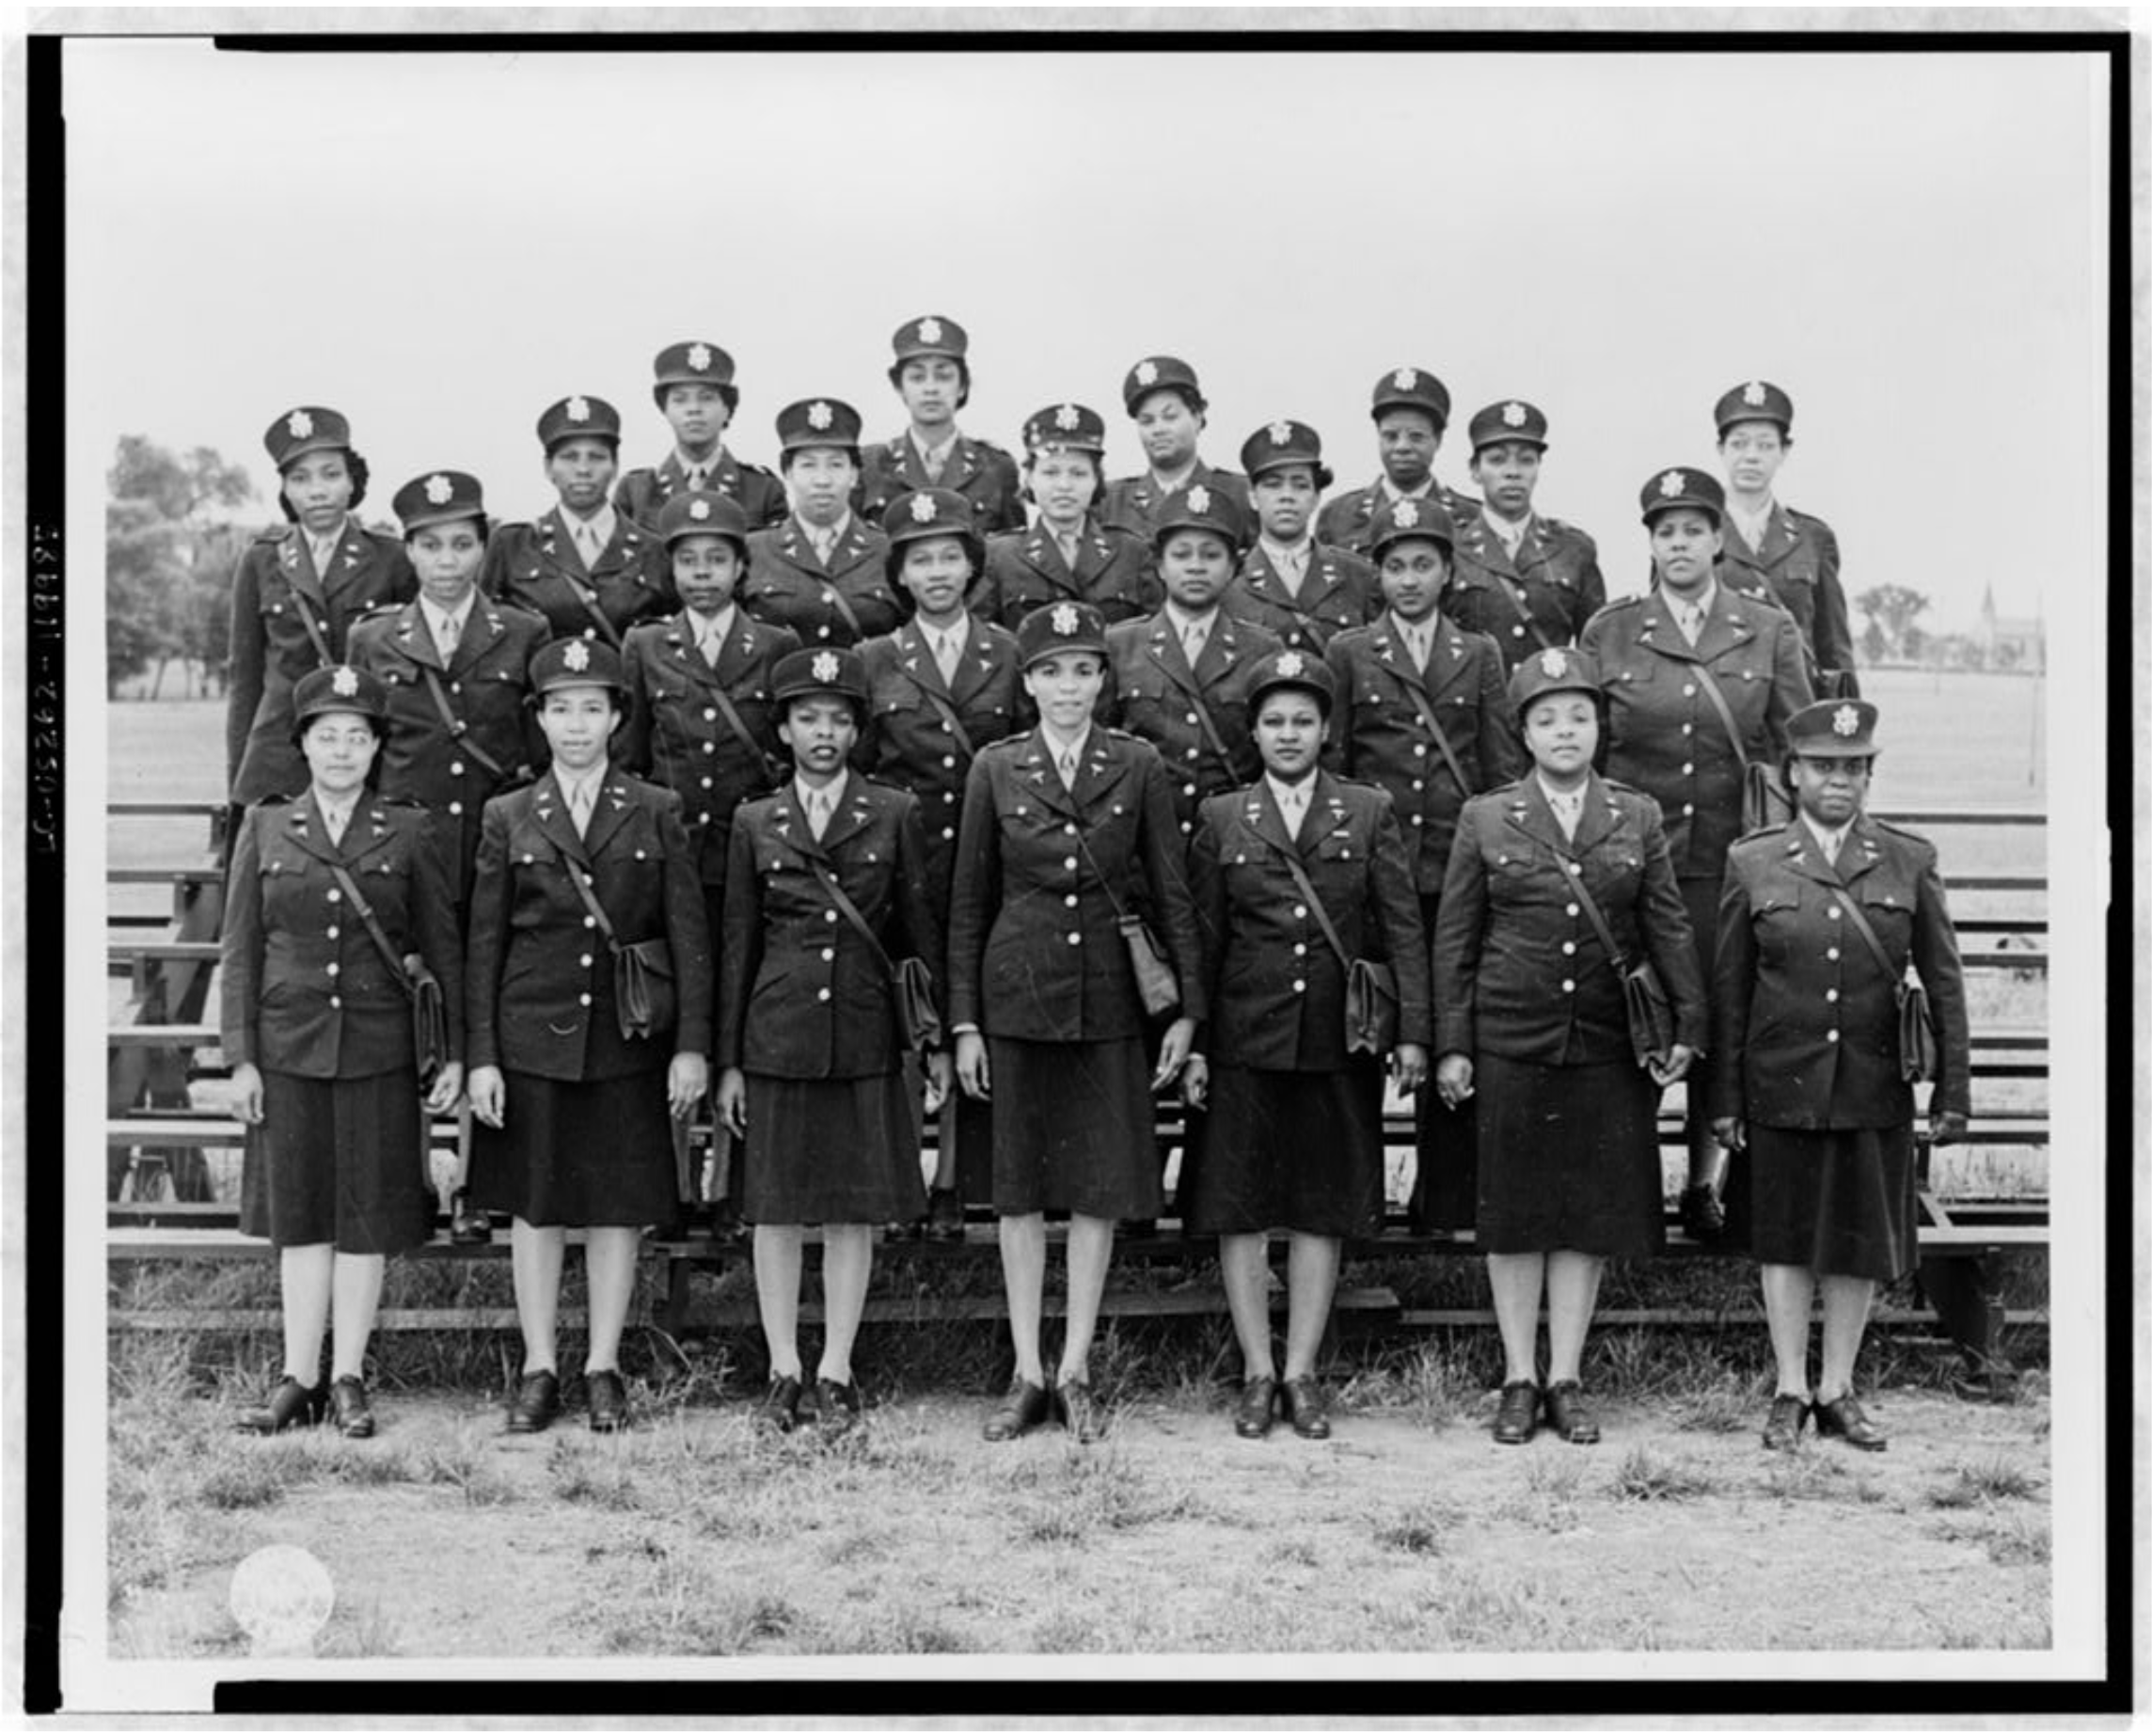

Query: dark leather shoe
left=328, top=1375, right=375, bottom=1439
left=1281, top=1375, right=1333, bottom=1441
left=506, top=1369, right=561, bottom=1435
left=1813, top=1394, right=1887, bottom=1451
left=926, top=1189, right=964, bottom=1242
left=815, top=1378, right=862, bottom=1436
left=236, top=1375, right=327, bottom=1435
left=1543, top=1380, right=1601, bottom=1444
left=983, top=1379, right=1051, bottom=1442
left=707, top=1196, right=745, bottom=1246
left=757, top=1374, right=804, bottom=1435
left=1762, top=1392, right=1811, bottom=1452
left=1492, top=1380, right=1540, bottom=1445
left=1056, top=1378, right=1105, bottom=1444
left=1233, top=1375, right=1277, bottom=1439
left=448, top=1191, right=492, bottom=1245
left=1680, top=1183, right=1726, bottom=1244
left=586, top=1369, right=628, bottom=1433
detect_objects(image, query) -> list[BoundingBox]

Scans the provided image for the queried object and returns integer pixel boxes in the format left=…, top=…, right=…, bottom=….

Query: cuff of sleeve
left=951, top=1022, right=981, bottom=1036
left=1434, top=1017, right=1474, bottom=1057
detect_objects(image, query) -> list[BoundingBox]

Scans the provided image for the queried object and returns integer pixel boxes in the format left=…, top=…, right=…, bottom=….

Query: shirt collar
left=795, top=767, right=848, bottom=812
left=1378, top=478, right=1434, bottom=506
left=554, top=759, right=609, bottom=808
left=1259, top=535, right=1313, bottom=567
left=424, top=592, right=472, bottom=633
left=1163, top=601, right=1219, bottom=637
left=1266, top=770, right=1317, bottom=805
left=1664, top=577, right=1719, bottom=622
left=910, top=427, right=958, bottom=466
left=307, top=518, right=347, bottom=564
left=686, top=603, right=737, bottom=646
left=562, top=501, right=617, bottom=549
left=1802, top=812, right=1848, bottom=858
left=1536, top=771, right=1587, bottom=812
left=674, top=445, right=726, bottom=479
left=1037, top=720, right=1091, bottom=765
left=1479, top=502, right=1531, bottom=543
left=799, top=509, right=850, bottom=544
left=922, top=612, right=970, bottom=652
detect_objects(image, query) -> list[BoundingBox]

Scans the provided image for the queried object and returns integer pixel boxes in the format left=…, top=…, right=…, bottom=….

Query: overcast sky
left=66, top=33, right=2108, bottom=634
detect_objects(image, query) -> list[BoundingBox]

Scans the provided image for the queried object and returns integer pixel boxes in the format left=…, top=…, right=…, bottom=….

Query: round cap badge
left=811, top=650, right=841, bottom=684
left=1275, top=651, right=1306, bottom=679
left=330, top=665, right=359, bottom=697
left=1268, top=420, right=1294, bottom=445
left=1186, top=485, right=1211, bottom=514
left=1540, top=649, right=1570, bottom=678
left=1743, top=381, right=1768, bottom=406
left=1502, top=402, right=1527, bottom=428
left=917, top=317, right=943, bottom=345
left=688, top=497, right=711, bottom=520
left=910, top=495, right=938, bottom=523
left=1659, top=470, right=1686, bottom=497
left=1832, top=703, right=1860, bottom=736
left=1393, top=499, right=1422, bottom=529
left=1392, top=368, right=1417, bottom=390
left=562, top=639, right=591, bottom=672
left=286, top=410, right=313, bottom=439
left=1055, top=403, right=1081, bottom=431
left=688, top=342, right=712, bottom=371
left=807, top=401, right=833, bottom=431
left=424, top=474, right=453, bottom=504
left=1051, top=603, right=1079, bottom=635
left=566, top=396, right=591, bottom=422
left=1134, top=360, right=1160, bottom=387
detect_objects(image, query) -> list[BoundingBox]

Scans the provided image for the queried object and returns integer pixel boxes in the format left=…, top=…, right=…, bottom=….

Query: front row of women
left=224, top=613, right=1969, bottom=1453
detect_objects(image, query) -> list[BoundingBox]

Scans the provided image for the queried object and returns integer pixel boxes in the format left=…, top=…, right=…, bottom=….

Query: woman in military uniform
left=227, top=405, right=415, bottom=805
left=222, top=666, right=464, bottom=1437
left=619, top=491, right=800, bottom=1238
left=1321, top=498, right=1523, bottom=1234
left=1181, top=650, right=1429, bottom=1441
left=855, top=315, right=1024, bottom=535
left=1446, top=401, right=1606, bottom=672
left=1580, top=468, right=1812, bottom=1240
left=1713, top=380, right=1858, bottom=698
left=971, top=402, right=1157, bottom=632
left=742, top=399, right=902, bottom=648
left=614, top=340, right=786, bottom=530
left=1432, top=648, right=1704, bottom=1445
left=1711, top=700, right=1970, bottom=1452
left=1314, top=368, right=1479, bottom=558
left=464, top=639, right=713, bottom=1435
left=947, top=602, right=1202, bottom=1444
left=853, top=488, right=1027, bottom=1235
left=349, top=470, right=549, bottom=904
left=1099, top=355, right=1251, bottom=544
left=1225, top=419, right=1380, bottom=655
left=716, top=648, right=949, bottom=1434
left=479, top=396, right=672, bottom=650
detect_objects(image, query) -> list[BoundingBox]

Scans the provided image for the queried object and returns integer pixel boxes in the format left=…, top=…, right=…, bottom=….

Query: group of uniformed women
left=219, top=324, right=1967, bottom=1456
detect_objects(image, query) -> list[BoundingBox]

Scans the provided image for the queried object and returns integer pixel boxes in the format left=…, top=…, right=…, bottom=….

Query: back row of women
left=218, top=324, right=1967, bottom=1460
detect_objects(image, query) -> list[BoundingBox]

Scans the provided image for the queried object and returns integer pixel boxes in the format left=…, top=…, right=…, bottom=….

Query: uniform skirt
left=739, top=1071, right=926, bottom=1226
left=1180, top=1064, right=1385, bottom=1239
left=468, top=1069, right=676, bottom=1229
left=240, top=1068, right=432, bottom=1255
left=989, top=1036, right=1163, bottom=1222
left=1476, top=1054, right=1665, bottom=1258
left=1722, top=1123, right=1919, bottom=1283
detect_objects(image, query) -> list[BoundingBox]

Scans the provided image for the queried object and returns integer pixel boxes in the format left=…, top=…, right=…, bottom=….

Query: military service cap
left=1369, top=367, right=1451, bottom=431
left=392, top=469, right=486, bottom=535
left=1638, top=466, right=1726, bottom=526
left=1016, top=599, right=1109, bottom=669
left=263, top=404, right=353, bottom=471
left=657, top=489, right=752, bottom=552
left=652, top=340, right=739, bottom=410
left=1239, top=419, right=1334, bottom=489
left=775, top=397, right=864, bottom=455
left=1714, top=379, right=1795, bottom=437
left=1467, top=400, right=1550, bottom=452
left=1122, top=355, right=1207, bottom=417
left=536, top=395, right=623, bottom=453
left=1243, top=647, right=1338, bottom=720
left=1785, top=698, right=1879, bottom=760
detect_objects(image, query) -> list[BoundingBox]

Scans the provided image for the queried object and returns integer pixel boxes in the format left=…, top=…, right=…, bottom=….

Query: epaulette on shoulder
left=253, top=791, right=292, bottom=806
left=1729, top=820, right=1784, bottom=848
left=253, top=524, right=295, bottom=544
left=1100, top=725, right=1143, bottom=744
left=1868, top=815, right=1933, bottom=847
left=736, top=457, right=777, bottom=478
left=980, top=733, right=1031, bottom=755
left=1599, top=777, right=1645, bottom=799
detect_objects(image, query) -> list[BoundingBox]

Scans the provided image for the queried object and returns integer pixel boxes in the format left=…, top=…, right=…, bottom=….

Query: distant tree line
left=1853, top=584, right=2041, bottom=672
left=105, top=435, right=260, bottom=698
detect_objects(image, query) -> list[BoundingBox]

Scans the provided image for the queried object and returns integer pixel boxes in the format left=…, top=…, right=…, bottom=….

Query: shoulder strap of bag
left=1271, top=842, right=1353, bottom=972
left=696, top=661, right=783, bottom=775
left=1830, top=878, right=1907, bottom=985
left=561, top=854, right=624, bottom=955
left=287, top=583, right=335, bottom=667
left=1543, top=835, right=1633, bottom=975
left=324, top=860, right=418, bottom=996
left=1482, top=559, right=1558, bottom=654
left=803, top=856, right=899, bottom=980
left=418, top=665, right=508, bottom=780
left=1150, top=650, right=1237, bottom=769
left=819, top=577, right=865, bottom=639
left=1685, top=660, right=1751, bottom=771
left=1398, top=671, right=1476, bottom=797
left=1067, top=822, right=1138, bottom=926
left=901, top=667, right=977, bottom=759
left=562, top=570, right=625, bottom=650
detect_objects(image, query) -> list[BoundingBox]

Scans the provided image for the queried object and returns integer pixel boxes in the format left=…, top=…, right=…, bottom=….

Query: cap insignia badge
left=807, top=401, right=833, bottom=431
left=688, top=497, right=712, bottom=520
left=1540, top=649, right=1569, bottom=677
left=1393, top=500, right=1421, bottom=529
left=1392, top=368, right=1417, bottom=390
left=1743, top=381, right=1768, bottom=406
left=1502, top=402, right=1527, bottom=427
left=688, top=342, right=712, bottom=371
left=330, top=666, right=359, bottom=696
left=562, top=639, right=591, bottom=672
left=1055, top=403, right=1081, bottom=432
left=1051, top=603, right=1080, bottom=635
left=917, top=317, right=943, bottom=345
left=1659, top=470, right=1685, bottom=497
left=1186, top=485, right=1211, bottom=514
left=1268, top=420, right=1295, bottom=446
left=910, top=494, right=938, bottom=524
left=566, top=396, right=591, bottom=422
left=812, top=651, right=840, bottom=683
left=1133, top=360, right=1159, bottom=387
left=1832, top=703, right=1860, bottom=737
left=287, top=410, right=313, bottom=439
left=1275, top=651, right=1306, bottom=679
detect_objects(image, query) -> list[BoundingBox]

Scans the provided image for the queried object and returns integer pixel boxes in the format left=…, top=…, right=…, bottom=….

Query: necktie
left=576, top=521, right=603, bottom=566
left=686, top=466, right=706, bottom=492
left=569, top=782, right=593, bottom=836
left=1181, top=620, right=1207, bottom=664
left=812, top=528, right=836, bottom=566
left=934, top=630, right=960, bottom=685
left=702, top=623, right=723, bottom=669
left=922, top=447, right=946, bottom=484
left=1407, top=624, right=1430, bottom=672
left=1057, top=534, right=1083, bottom=573
left=434, top=609, right=460, bottom=662
left=1551, top=792, right=1580, bottom=841
left=1278, top=785, right=1305, bottom=839
left=321, top=803, right=348, bottom=846
left=310, top=535, right=339, bottom=580
left=807, top=789, right=831, bottom=840
left=1058, top=750, right=1078, bottom=790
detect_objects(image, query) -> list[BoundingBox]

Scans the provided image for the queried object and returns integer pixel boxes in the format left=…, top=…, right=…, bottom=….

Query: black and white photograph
left=20, top=13, right=2123, bottom=1719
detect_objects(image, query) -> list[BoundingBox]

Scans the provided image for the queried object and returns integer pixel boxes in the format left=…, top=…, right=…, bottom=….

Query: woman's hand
left=229, top=1062, right=264, bottom=1126
left=467, top=1065, right=506, bottom=1129
left=1648, top=1042, right=1695, bottom=1088
left=1710, top=1115, right=1746, bottom=1152
left=715, top=1065, right=749, bottom=1137
left=423, top=1061, right=465, bottom=1116
left=1181, top=1052, right=1210, bottom=1111
left=955, top=1033, right=990, bottom=1100
left=1432, top=1051, right=1473, bottom=1111
left=1390, top=1043, right=1429, bottom=1096
left=1152, top=1017, right=1197, bottom=1089
left=1929, top=1108, right=1969, bottom=1146
left=923, top=1049, right=953, bottom=1116
left=668, top=1051, right=709, bottom=1121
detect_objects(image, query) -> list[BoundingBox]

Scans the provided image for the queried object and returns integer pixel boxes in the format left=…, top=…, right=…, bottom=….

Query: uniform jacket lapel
left=826, top=518, right=878, bottom=581
left=386, top=601, right=445, bottom=671
left=1426, top=614, right=1478, bottom=700
left=279, top=529, right=328, bottom=611
left=1569, top=770, right=1622, bottom=854
left=1239, top=778, right=1298, bottom=860
left=341, top=797, right=401, bottom=866
left=279, top=793, right=341, bottom=867
left=537, top=508, right=589, bottom=579
left=1772, top=817, right=1842, bottom=891
left=1835, top=813, right=1887, bottom=886
left=581, top=770, right=637, bottom=859
left=1691, top=586, right=1762, bottom=666
left=892, top=623, right=956, bottom=700
left=815, top=778, right=876, bottom=855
